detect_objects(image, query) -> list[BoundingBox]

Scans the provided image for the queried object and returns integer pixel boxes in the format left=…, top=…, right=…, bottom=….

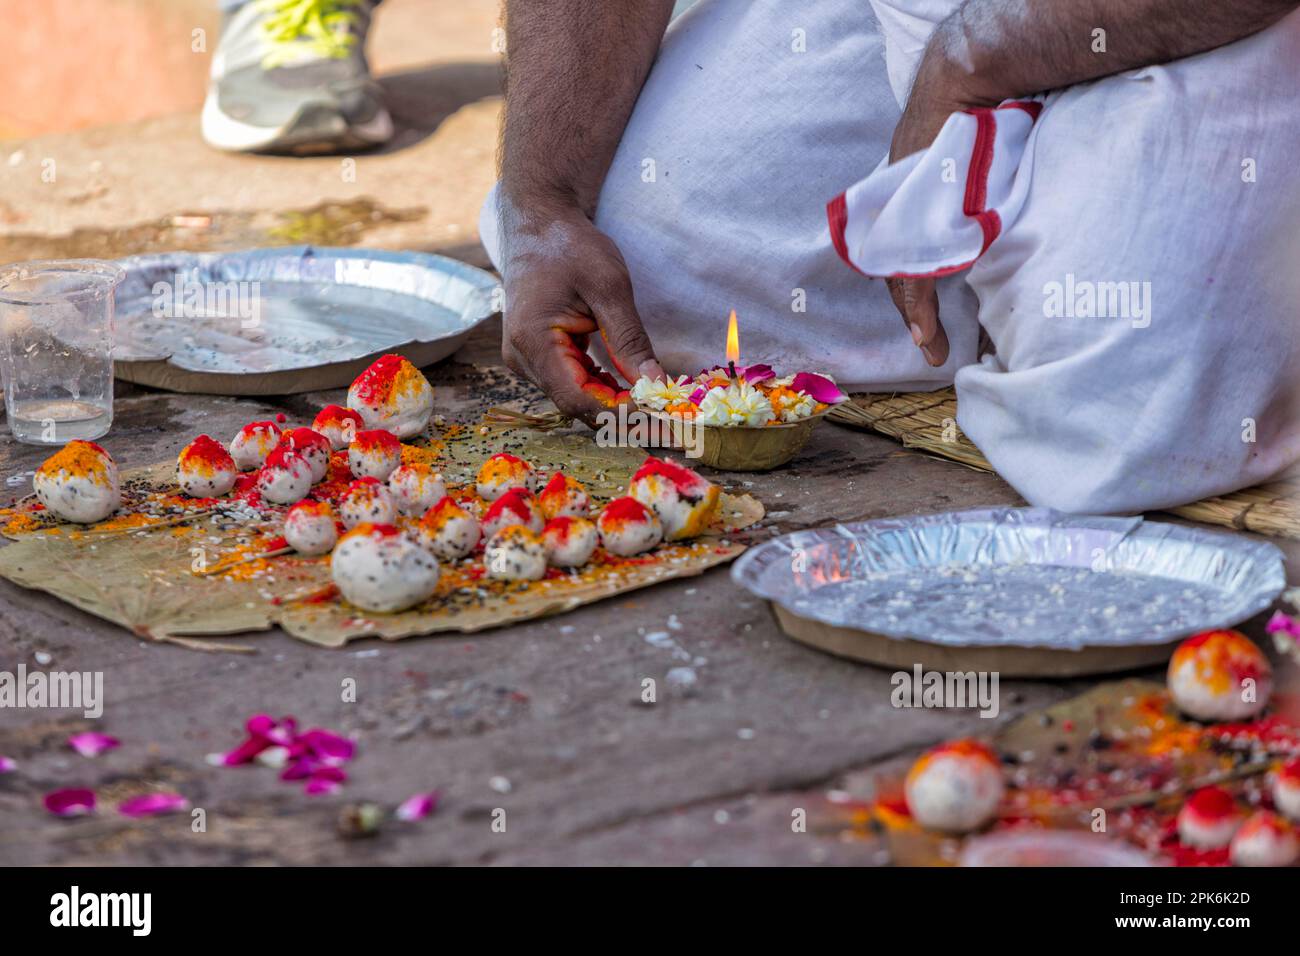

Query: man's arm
left=498, top=1, right=675, bottom=422
left=890, top=0, right=1300, bottom=367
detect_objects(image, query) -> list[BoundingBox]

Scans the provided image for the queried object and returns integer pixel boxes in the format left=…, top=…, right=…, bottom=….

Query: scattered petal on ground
left=396, top=791, right=440, bottom=821
left=44, top=788, right=95, bottom=817
left=67, top=731, right=120, bottom=758
left=118, top=793, right=189, bottom=817
left=219, top=714, right=356, bottom=794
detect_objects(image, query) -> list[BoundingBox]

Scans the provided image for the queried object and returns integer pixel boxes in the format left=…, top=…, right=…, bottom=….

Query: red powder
left=540, top=473, right=569, bottom=499
left=263, top=446, right=307, bottom=471
left=179, top=434, right=235, bottom=470
left=484, top=488, right=535, bottom=524
left=600, top=497, right=653, bottom=526
left=349, top=355, right=410, bottom=404
left=544, top=516, right=577, bottom=541
left=280, top=427, right=330, bottom=453
left=238, top=420, right=282, bottom=441
left=314, top=404, right=364, bottom=429
left=1184, top=786, right=1238, bottom=822
left=302, top=584, right=340, bottom=604
left=351, top=429, right=401, bottom=453
left=289, top=499, right=332, bottom=518
left=342, top=522, right=401, bottom=541
left=631, top=455, right=709, bottom=495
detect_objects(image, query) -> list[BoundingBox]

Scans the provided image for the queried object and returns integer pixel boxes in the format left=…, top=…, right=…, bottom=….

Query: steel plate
left=111, top=246, right=498, bottom=394
left=732, top=508, right=1285, bottom=656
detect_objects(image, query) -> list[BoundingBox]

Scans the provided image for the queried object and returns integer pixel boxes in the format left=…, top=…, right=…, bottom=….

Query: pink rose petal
left=304, top=777, right=343, bottom=796
left=219, top=714, right=298, bottom=766
left=396, top=791, right=441, bottom=822
left=220, top=714, right=355, bottom=795
left=44, top=788, right=95, bottom=817
left=118, top=792, right=189, bottom=817
left=299, top=728, right=356, bottom=765
left=790, top=372, right=848, bottom=404
left=1266, top=611, right=1300, bottom=639
left=67, top=731, right=120, bottom=758
left=249, top=713, right=298, bottom=747
left=0, top=755, right=15, bottom=774
left=279, top=759, right=319, bottom=781
left=700, top=363, right=775, bottom=385
left=688, top=385, right=708, bottom=406
left=737, top=363, right=775, bottom=385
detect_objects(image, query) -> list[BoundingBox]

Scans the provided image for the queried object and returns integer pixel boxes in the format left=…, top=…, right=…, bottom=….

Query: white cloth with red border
left=829, top=100, right=1043, bottom=279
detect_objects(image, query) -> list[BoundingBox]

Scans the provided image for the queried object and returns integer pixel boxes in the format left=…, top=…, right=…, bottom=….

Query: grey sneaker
left=202, top=0, right=393, bottom=154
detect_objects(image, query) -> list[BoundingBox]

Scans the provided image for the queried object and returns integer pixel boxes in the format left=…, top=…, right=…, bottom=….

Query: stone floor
left=0, top=316, right=1293, bottom=865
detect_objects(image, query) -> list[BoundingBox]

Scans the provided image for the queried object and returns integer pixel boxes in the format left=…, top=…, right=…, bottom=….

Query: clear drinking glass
left=0, top=259, right=124, bottom=444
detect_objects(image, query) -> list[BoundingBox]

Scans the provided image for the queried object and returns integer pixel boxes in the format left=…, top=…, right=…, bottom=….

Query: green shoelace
left=255, top=0, right=365, bottom=68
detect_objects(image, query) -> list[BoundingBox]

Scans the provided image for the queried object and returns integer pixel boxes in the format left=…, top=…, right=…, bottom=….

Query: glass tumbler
left=0, top=259, right=124, bottom=444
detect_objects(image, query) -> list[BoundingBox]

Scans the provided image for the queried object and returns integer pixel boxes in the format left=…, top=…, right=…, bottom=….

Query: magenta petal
left=220, top=736, right=272, bottom=766
left=67, top=731, right=120, bottom=758
left=118, top=792, right=189, bottom=817
left=396, top=791, right=440, bottom=821
left=246, top=713, right=297, bottom=746
left=790, top=372, right=848, bottom=404
left=0, top=756, right=15, bottom=773
left=737, top=363, right=775, bottom=385
left=245, top=714, right=277, bottom=736
left=300, top=729, right=356, bottom=764
left=44, top=788, right=96, bottom=817
left=1266, top=611, right=1300, bottom=639
left=304, top=777, right=342, bottom=796
left=688, top=386, right=708, bottom=406
left=280, top=758, right=319, bottom=781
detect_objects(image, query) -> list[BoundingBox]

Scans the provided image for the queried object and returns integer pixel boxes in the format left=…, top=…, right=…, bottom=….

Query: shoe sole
left=201, top=91, right=394, bottom=154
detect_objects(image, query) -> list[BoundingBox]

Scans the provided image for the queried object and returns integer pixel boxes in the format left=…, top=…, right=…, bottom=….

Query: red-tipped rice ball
left=903, top=739, right=1004, bottom=833
left=1230, top=811, right=1299, bottom=867
left=1167, top=630, right=1272, bottom=722
left=1176, top=786, right=1242, bottom=849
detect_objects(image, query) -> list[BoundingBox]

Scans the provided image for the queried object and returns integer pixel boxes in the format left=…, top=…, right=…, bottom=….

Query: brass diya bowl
left=642, top=408, right=829, bottom=472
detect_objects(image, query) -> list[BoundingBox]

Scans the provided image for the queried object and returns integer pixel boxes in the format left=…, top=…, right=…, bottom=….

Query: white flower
left=630, top=374, right=693, bottom=411
left=695, top=381, right=774, bottom=427
left=777, top=390, right=817, bottom=422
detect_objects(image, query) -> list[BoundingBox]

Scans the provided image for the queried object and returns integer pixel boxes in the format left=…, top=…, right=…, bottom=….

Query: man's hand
left=883, top=0, right=1300, bottom=368
left=498, top=0, right=675, bottom=424
left=501, top=200, right=664, bottom=425
left=885, top=52, right=990, bottom=368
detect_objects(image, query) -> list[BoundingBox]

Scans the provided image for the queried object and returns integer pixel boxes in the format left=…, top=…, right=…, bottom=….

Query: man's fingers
left=582, top=268, right=662, bottom=384
left=903, top=278, right=948, bottom=366
left=886, top=276, right=949, bottom=367
left=505, top=332, right=605, bottom=426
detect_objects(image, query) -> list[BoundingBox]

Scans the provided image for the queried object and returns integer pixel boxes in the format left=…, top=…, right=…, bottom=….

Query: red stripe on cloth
left=830, top=99, right=1041, bottom=279
left=963, top=108, right=995, bottom=218
left=1001, top=99, right=1043, bottom=120
left=826, top=192, right=871, bottom=278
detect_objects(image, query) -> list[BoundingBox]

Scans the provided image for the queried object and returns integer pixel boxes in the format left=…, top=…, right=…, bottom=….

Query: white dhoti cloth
left=481, top=0, right=1300, bottom=514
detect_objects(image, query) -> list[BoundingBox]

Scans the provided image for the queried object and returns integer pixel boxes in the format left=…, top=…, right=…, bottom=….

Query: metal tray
left=731, top=508, right=1286, bottom=676
left=111, top=246, right=499, bottom=395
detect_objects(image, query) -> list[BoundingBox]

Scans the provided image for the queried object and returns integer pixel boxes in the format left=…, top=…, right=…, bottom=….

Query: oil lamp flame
left=725, top=309, right=740, bottom=379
